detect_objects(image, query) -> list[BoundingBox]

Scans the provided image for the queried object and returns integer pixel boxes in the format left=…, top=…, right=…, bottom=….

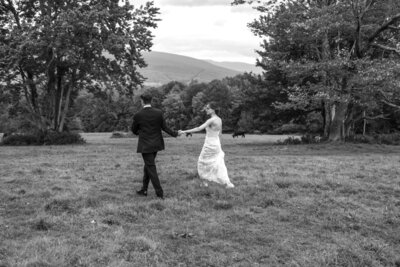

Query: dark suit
left=131, top=106, right=178, bottom=197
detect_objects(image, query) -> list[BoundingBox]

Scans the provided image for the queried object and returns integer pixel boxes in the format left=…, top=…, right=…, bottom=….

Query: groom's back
left=132, top=107, right=165, bottom=153
left=136, top=108, right=163, bottom=133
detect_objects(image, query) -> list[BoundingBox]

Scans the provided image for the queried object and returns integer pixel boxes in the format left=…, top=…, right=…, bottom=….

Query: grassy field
left=1, top=133, right=400, bottom=267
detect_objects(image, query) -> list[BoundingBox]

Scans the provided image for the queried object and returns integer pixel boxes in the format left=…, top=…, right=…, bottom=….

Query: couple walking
left=131, top=92, right=234, bottom=199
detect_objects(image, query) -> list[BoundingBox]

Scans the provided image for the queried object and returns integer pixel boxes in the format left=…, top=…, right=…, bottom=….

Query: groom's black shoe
left=156, top=193, right=164, bottom=200
left=136, top=189, right=147, bottom=196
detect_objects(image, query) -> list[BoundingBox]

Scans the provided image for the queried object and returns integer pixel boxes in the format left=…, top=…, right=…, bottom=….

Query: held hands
left=178, top=130, right=192, bottom=137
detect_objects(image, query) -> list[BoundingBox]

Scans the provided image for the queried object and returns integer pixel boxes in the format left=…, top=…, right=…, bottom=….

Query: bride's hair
left=207, top=102, right=220, bottom=115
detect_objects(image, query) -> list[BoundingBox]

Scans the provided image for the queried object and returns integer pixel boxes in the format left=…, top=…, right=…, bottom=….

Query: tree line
left=1, top=0, right=400, bottom=143
left=66, top=74, right=295, bottom=134
left=233, top=0, right=400, bottom=141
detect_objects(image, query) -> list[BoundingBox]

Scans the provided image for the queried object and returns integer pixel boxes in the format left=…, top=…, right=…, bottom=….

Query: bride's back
left=206, top=117, right=222, bottom=137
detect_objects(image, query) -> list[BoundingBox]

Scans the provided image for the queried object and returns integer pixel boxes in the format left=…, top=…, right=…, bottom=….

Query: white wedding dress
left=197, top=126, right=234, bottom=188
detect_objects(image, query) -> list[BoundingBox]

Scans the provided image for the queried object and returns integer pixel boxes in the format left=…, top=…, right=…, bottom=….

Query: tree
left=224, top=70, right=294, bottom=133
left=190, top=91, right=207, bottom=128
left=202, top=80, right=234, bottom=129
left=160, top=81, right=186, bottom=95
left=0, top=0, right=159, bottom=133
left=162, top=92, right=186, bottom=129
left=73, top=94, right=136, bottom=132
left=233, top=0, right=400, bottom=140
left=180, top=82, right=206, bottom=128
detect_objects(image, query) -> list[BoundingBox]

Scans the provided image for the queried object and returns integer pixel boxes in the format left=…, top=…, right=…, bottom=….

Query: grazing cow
left=232, top=131, right=246, bottom=138
left=185, top=132, right=192, bottom=137
left=1, top=131, right=12, bottom=141
left=314, top=136, right=321, bottom=143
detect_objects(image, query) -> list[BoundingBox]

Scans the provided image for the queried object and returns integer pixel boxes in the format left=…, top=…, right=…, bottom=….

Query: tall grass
left=1, top=133, right=399, bottom=266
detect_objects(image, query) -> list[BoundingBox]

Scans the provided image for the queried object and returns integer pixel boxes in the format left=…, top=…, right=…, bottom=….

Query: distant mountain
left=205, top=59, right=263, bottom=74
left=140, top=51, right=242, bottom=86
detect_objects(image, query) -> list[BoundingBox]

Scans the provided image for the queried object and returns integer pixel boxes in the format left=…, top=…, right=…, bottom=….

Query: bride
left=179, top=103, right=234, bottom=188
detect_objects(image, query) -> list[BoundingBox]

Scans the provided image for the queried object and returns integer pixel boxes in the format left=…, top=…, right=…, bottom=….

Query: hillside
left=205, top=59, right=262, bottom=74
left=140, top=51, right=242, bottom=86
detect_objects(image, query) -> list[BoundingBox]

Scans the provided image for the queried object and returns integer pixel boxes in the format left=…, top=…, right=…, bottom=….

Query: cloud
left=135, top=0, right=256, bottom=12
left=230, top=4, right=257, bottom=13
left=153, top=36, right=260, bottom=63
left=131, top=0, right=261, bottom=63
left=213, top=19, right=226, bottom=27
left=157, top=0, right=258, bottom=14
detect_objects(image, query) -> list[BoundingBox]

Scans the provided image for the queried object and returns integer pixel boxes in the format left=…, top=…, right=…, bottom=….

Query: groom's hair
left=140, top=93, right=152, bottom=104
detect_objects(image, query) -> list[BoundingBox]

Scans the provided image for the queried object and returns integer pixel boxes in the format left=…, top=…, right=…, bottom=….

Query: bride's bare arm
left=182, top=119, right=212, bottom=134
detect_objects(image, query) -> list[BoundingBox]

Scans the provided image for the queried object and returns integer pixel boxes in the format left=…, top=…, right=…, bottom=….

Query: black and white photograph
left=1, top=0, right=400, bottom=266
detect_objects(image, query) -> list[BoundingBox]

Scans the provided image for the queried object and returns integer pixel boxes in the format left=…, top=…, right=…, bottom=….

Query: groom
left=131, top=92, right=179, bottom=199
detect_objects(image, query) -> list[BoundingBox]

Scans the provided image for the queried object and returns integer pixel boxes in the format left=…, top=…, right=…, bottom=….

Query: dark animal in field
left=186, top=132, right=192, bottom=137
left=232, top=131, right=245, bottom=138
left=1, top=131, right=12, bottom=141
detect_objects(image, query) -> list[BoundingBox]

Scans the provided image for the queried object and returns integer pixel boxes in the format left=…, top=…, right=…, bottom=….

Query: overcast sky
left=133, top=0, right=262, bottom=64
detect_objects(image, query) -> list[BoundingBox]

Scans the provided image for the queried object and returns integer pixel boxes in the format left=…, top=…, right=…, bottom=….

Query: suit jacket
left=131, top=107, right=178, bottom=153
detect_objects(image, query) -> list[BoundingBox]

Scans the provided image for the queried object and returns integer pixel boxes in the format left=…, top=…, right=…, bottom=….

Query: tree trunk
left=328, top=101, right=348, bottom=141
left=27, top=71, right=38, bottom=111
left=321, top=29, right=331, bottom=138
left=55, top=71, right=64, bottom=130
left=322, top=30, right=330, bottom=60
left=58, top=84, right=71, bottom=132
left=321, top=100, right=326, bottom=135
left=363, top=110, right=366, bottom=135
left=344, top=104, right=355, bottom=137
left=19, top=68, right=48, bottom=131
left=323, top=100, right=331, bottom=138
left=47, top=54, right=57, bottom=130
left=58, top=70, right=76, bottom=132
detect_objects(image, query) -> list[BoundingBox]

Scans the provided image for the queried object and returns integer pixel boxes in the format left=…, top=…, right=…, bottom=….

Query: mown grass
left=1, top=133, right=400, bottom=267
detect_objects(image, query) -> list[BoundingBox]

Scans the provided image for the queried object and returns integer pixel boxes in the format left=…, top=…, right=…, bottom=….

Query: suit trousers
left=141, top=152, right=163, bottom=196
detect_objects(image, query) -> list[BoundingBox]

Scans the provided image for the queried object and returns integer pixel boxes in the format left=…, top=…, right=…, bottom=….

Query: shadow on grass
left=44, top=198, right=81, bottom=215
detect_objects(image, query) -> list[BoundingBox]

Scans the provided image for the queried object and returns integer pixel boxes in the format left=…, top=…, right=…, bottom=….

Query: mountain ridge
left=204, top=59, right=262, bottom=74
left=140, top=51, right=259, bottom=86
